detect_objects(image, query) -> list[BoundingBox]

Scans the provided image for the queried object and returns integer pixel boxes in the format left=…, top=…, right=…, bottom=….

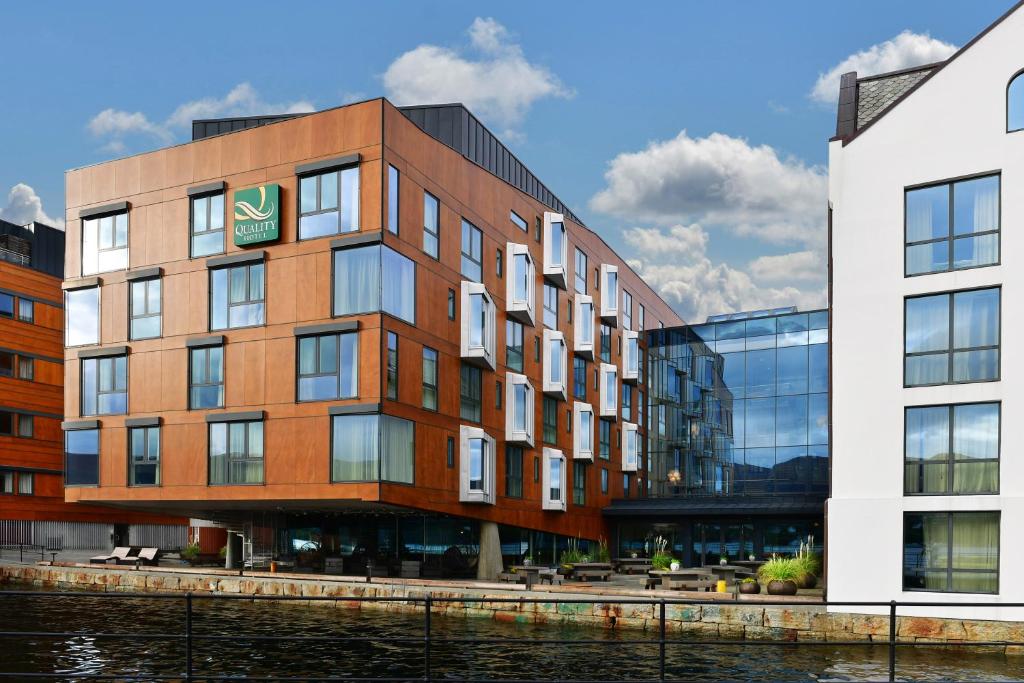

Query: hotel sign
left=233, top=184, right=280, bottom=246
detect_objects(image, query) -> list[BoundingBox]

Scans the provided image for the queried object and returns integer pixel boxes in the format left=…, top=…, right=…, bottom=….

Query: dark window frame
left=128, top=425, right=160, bottom=487
left=296, top=332, right=359, bottom=403
left=209, top=261, right=266, bottom=331
left=298, top=166, right=360, bottom=240
left=1007, top=68, right=1024, bottom=134
left=902, top=511, right=1000, bottom=595
left=190, top=190, right=226, bottom=258
left=129, top=276, right=162, bottom=340
left=387, top=165, right=400, bottom=235
left=904, top=401, right=1000, bottom=496
left=422, top=346, right=438, bottom=411
left=80, top=354, right=128, bottom=417
left=460, top=218, right=483, bottom=282
left=460, top=363, right=482, bottom=423
left=505, top=445, right=523, bottom=498
left=423, top=192, right=440, bottom=259
left=386, top=332, right=399, bottom=401
left=208, top=420, right=264, bottom=486
left=189, top=345, right=225, bottom=410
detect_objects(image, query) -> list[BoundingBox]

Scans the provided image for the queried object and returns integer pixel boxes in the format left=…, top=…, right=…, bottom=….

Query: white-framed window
left=82, top=210, right=129, bottom=276
left=505, top=372, right=535, bottom=447
left=573, top=401, right=594, bottom=461
left=460, top=282, right=496, bottom=370
left=542, top=447, right=567, bottom=511
left=622, top=329, right=639, bottom=382
left=505, top=242, right=536, bottom=326
left=622, top=422, right=639, bottom=472
left=459, top=425, right=496, bottom=504
left=600, top=264, right=618, bottom=325
left=542, top=329, right=567, bottom=401
left=599, top=362, right=618, bottom=419
left=574, top=295, right=595, bottom=359
left=542, top=211, right=568, bottom=290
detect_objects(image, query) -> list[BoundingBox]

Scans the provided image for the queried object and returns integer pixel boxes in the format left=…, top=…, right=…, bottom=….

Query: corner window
left=332, top=413, right=414, bottom=484
left=191, top=191, right=225, bottom=257
left=903, top=512, right=998, bottom=594
left=542, top=212, right=567, bottom=288
left=623, top=422, right=639, bottom=471
left=129, top=426, right=160, bottom=486
left=460, top=364, right=482, bottom=422
left=422, top=347, right=438, bottom=410
left=190, top=346, right=224, bottom=409
left=387, top=165, right=399, bottom=235
left=905, top=175, right=999, bottom=275
left=460, top=282, right=496, bottom=369
left=542, top=330, right=567, bottom=400
left=386, top=332, right=398, bottom=401
left=423, top=193, right=440, bottom=259
left=505, top=445, right=523, bottom=498
left=506, top=320, right=524, bottom=373
left=459, top=425, right=496, bottom=504
left=506, top=243, right=535, bottom=326
left=81, top=355, right=127, bottom=416
left=623, top=330, right=639, bottom=381
left=1008, top=70, right=1024, bottom=132
left=82, top=211, right=128, bottom=275
left=905, top=403, right=999, bottom=495
left=333, top=244, right=415, bottom=325
left=905, top=288, right=999, bottom=386
left=599, top=363, right=618, bottom=418
left=129, top=277, right=161, bottom=340
left=600, top=264, right=618, bottom=322
left=505, top=372, right=534, bottom=446
left=297, top=332, right=359, bottom=402
left=573, top=401, right=594, bottom=461
left=66, top=286, right=100, bottom=347
left=210, top=262, right=265, bottom=330
left=461, top=219, right=483, bottom=282
left=299, top=166, right=359, bottom=239
left=65, top=428, right=99, bottom=486
left=209, top=420, right=263, bottom=485
left=542, top=448, right=566, bottom=511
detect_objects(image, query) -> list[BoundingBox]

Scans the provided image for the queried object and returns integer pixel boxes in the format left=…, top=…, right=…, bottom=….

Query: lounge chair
left=90, top=547, right=133, bottom=564
left=118, top=547, right=159, bottom=566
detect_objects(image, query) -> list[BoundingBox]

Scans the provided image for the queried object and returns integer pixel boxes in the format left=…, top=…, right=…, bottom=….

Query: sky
left=0, top=1, right=1012, bottom=322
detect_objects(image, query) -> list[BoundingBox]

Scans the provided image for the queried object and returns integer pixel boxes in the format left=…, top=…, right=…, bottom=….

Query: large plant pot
left=797, top=573, right=818, bottom=589
left=766, top=580, right=798, bottom=596
left=739, top=582, right=761, bottom=595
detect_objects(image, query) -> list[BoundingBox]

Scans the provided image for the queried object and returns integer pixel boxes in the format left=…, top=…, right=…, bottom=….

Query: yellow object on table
left=716, top=579, right=727, bottom=593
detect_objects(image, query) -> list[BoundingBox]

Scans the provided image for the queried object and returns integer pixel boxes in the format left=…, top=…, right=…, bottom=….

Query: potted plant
left=669, top=560, right=681, bottom=571
left=739, top=577, right=761, bottom=595
left=719, top=553, right=729, bottom=567
left=748, top=553, right=756, bottom=562
left=630, top=551, right=638, bottom=559
left=757, top=557, right=801, bottom=595
left=523, top=553, right=533, bottom=567
left=180, top=542, right=200, bottom=566
left=793, top=538, right=821, bottom=589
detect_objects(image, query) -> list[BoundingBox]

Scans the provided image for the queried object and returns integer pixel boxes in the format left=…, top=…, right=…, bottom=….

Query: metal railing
left=0, top=590, right=1021, bottom=682
left=0, top=544, right=47, bottom=562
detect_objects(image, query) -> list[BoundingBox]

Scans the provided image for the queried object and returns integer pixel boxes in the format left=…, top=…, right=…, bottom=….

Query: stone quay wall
left=2, top=563, right=1022, bottom=654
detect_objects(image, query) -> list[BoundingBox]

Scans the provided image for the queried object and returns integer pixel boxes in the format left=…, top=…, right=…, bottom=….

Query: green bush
left=793, top=553, right=820, bottom=581
left=757, top=557, right=802, bottom=583
left=180, top=542, right=200, bottom=563
left=651, top=551, right=676, bottom=570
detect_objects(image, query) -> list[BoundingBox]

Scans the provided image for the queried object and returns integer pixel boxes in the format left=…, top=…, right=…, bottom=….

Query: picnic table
left=705, top=565, right=746, bottom=584
left=509, top=565, right=543, bottom=587
left=567, top=562, right=613, bottom=581
left=614, top=557, right=654, bottom=574
left=648, top=568, right=714, bottom=591
left=733, top=560, right=766, bottom=571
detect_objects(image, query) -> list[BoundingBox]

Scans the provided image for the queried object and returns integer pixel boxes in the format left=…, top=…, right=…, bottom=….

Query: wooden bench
left=571, top=569, right=612, bottom=582
left=663, top=577, right=714, bottom=591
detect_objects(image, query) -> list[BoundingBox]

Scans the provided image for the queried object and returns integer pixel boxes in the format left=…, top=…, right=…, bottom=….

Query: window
left=599, top=419, right=610, bottom=460
left=81, top=355, right=127, bottom=416
left=905, top=288, right=999, bottom=386
left=386, top=332, right=398, bottom=401
left=542, top=212, right=567, bottom=288
left=623, top=330, right=640, bottom=381
left=638, top=304, right=645, bottom=331
left=209, top=420, right=264, bottom=485
left=543, top=330, right=567, bottom=400
left=534, top=336, right=540, bottom=362
left=129, top=426, right=160, bottom=486
left=82, top=211, right=128, bottom=275
left=905, top=175, right=1000, bottom=275
left=65, top=428, right=99, bottom=486
left=66, top=286, right=100, bottom=346
left=17, top=414, right=33, bottom=438
left=535, top=216, right=542, bottom=242
left=505, top=445, right=523, bottom=498
left=0, top=411, right=13, bottom=434
left=495, top=380, right=502, bottom=409
left=460, top=425, right=496, bottom=504
left=573, top=357, right=587, bottom=399
left=448, top=289, right=456, bottom=320
left=542, top=448, right=565, bottom=511
left=17, top=299, right=33, bottom=323
left=601, top=468, right=609, bottom=494
left=600, top=363, right=618, bottom=418
left=543, top=284, right=558, bottom=329
left=623, top=423, right=639, bottom=472
left=543, top=396, right=558, bottom=444
left=191, top=191, right=225, bottom=257
left=332, top=413, right=414, bottom=484
left=905, top=403, right=999, bottom=495
left=129, top=277, right=161, bottom=340
left=447, top=437, right=455, bottom=468
left=496, top=248, right=503, bottom=278
left=210, top=262, right=265, bottom=330
left=622, top=290, right=633, bottom=329
left=574, top=248, right=588, bottom=294
left=0, top=470, right=11, bottom=494
left=600, top=324, right=611, bottom=362
left=461, top=282, right=496, bottom=369
left=574, top=297, right=595, bottom=357
left=460, top=364, right=482, bottom=422
left=573, top=462, right=586, bottom=505
left=297, top=333, right=358, bottom=401
left=424, top=193, right=440, bottom=258
left=17, top=472, right=33, bottom=495
left=461, top=219, right=483, bottom=282
left=0, top=351, right=12, bottom=377
left=574, top=401, right=594, bottom=461
left=506, top=243, right=535, bottom=325
left=1008, top=70, right=1024, bottom=132
left=299, top=166, right=359, bottom=238
left=190, top=346, right=224, bottom=409
left=903, top=512, right=999, bottom=594
left=506, top=373, right=534, bottom=446
left=0, top=293, right=12, bottom=319
left=387, top=165, right=399, bottom=234
left=510, top=211, right=527, bottom=233
left=506, top=320, right=524, bottom=373
left=422, top=347, right=438, bottom=410
left=333, top=244, right=416, bottom=324
left=621, top=383, right=632, bottom=421
left=600, top=264, right=618, bottom=321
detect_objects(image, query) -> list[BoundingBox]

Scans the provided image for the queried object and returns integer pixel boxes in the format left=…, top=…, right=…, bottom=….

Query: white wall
left=829, top=6, right=1024, bottom=620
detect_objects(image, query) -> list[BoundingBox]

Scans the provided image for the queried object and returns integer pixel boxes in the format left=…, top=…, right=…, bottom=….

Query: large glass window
left=903, top=512, right=999, bottom=594
left=905, top=288, right=999, bottom=386
left=129, top=426, right=160, bottom=486
left=387, top=165, right=399, bottom=235
left=191, top=191, right=225, bottom=257
left=460, top=364, right=482, bottom=422
left=297, top=332, right=358, bottom=401
left=505, top=445, right=523, bottom=498
left=905, top=403, right=999, bottom=495
left=129, top=278, right=161, bottom=340
left=543, top=284, right=558, bottom=329
left=506, top=320, right=524, bottom=373
left=1011, top=71, right=1024, bottom=132
left=299, top=167, right=359, bottom=239
left=543, top=396, right=558, bottom=444
left=333, top=245, right=416, bottom=324
left=81, top=355, right=127, bottom=416
left=905, top=175, right=999, bottom=275
left=574, top=248, right=588, bottom=295
left=422, top=347, right=438, bottom=410
left=461, top=219, right=483, bottom=282
left=331, top=413, right=414, bottom=484
left=209, top=420, right=264, bottom=485
left=423, top=193, right=439, bottom=258
left=82, top=211, right=128, bottom=275
left=65, top=429, right=99, bottom=486
left=573, top=357, right=587, bottom=399
left=190, top=346, right=224, bottom=409
left=210, top=262, right=265, bottom=330
left=66, top=286, right=100, bottom=347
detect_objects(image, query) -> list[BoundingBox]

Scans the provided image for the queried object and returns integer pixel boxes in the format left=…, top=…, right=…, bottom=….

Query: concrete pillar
left=225, top=532, right=243, bottom=570
left=477, top=521, right=503, bottom=580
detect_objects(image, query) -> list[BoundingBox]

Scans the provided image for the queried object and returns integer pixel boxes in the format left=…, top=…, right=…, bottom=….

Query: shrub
left=180, top=542, right=200, bottom=564
left=757, top=557, right=802, bottom=583
left=651, top=551, right=676, bottom=571
left=741, top=577, right=757, bottom=584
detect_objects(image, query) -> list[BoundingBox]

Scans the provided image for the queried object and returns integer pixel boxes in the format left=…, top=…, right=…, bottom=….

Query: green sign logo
left=233, top=184, right=280, bottom=246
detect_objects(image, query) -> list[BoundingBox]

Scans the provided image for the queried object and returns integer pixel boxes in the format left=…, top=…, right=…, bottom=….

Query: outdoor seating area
left=89, top=547, right=160, bottom=566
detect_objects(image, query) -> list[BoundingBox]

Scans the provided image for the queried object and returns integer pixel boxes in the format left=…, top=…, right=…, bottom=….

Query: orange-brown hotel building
left=61, top=99, right=682, bottom=576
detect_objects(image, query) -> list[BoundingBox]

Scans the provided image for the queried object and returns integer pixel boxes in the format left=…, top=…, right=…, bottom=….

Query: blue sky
left=0, top=1, right=1011, bottom=321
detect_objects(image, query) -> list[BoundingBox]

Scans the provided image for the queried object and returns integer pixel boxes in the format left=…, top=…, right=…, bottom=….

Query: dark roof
left=0, top=219, right=65, bottom=278
left=603, top=495, right=825, bottom=518
left=191, top=114, right=306, bottom=142
left=855, top=64, right=940, bottom=129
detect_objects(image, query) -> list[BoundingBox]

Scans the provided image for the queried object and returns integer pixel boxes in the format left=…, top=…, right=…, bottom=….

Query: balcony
left=542, top=212, right=568, bottom=290
left=542, top=447, right=567, bottom=511
left=505, top=242, right=536, bottom=326
left=622, top=422, right=639, bottom=472
left=459, top=425, right=496, bottom=504
left=542, top=329, right=568, bottom=401
left=573, top=401, right=595, bottom=461
left=505, top=372, right=535, bottom=447
left=599, top=362, right=618, bottom=419
left=460, top=281, right=496, bottom=369
left=622, top=329, right=639, bottom=383
left=573, top=295, right=595, bottom=359
left=600, top=264, right=618, bottom=325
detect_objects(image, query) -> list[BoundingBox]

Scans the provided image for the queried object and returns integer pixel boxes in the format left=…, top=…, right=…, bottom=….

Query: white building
left=828, top=3, right=1024, bottom=620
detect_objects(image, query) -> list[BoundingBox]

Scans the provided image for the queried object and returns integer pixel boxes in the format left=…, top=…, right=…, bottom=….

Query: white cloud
left=748, top=250, right=822, bottom=283
left=382, top=17, right=572, bottom=132
left=87, top=109, right=172, bottom=143
left=810, top=30, right=958, bottom=104
left=590, top=131, right=826, bottom=246
left=0, top=183, right=63, bottom=229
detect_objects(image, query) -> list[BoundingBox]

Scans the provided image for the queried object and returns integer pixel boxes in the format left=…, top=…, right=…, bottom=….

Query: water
left=0, top=586, right=1022, bottom=682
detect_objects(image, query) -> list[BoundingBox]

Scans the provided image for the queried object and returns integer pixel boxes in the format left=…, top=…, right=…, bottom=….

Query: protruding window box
left=622, top=422, right=639, bottom=472
left=574, top=295, right=595, bottom=359
left=599, top=363, right=618, bottom=419
left=459, top=425, right=496, bottom=504
left=622, top=330, right=639, bottom=383
left=505, top=373, right=535, bottom=447
left=506, top=242, right=536, bottom=326
left=542, top=329, right=568, bottom=401
left=542, top=447, right=567, bottom=511
left=573, top=401, right=594, bottom=461
left=600, top=264, right=618, bottom=326
left=460, top=282, right=496, bottom=370
left=542, top=212, right=568, bottom=290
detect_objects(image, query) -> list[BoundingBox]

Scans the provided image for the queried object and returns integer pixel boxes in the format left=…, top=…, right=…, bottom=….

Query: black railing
left=0, top=590, right=1021, bottom=682
left=0, top=544, right=46, bottom=562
